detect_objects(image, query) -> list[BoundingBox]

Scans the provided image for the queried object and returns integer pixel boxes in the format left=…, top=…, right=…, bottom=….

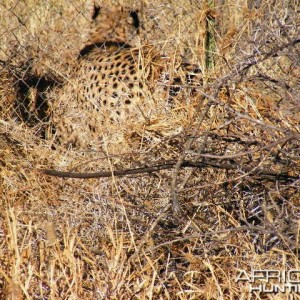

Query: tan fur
left=50, top=5, right=163, bottom=149
left=87, top=6, right=141, bottom=47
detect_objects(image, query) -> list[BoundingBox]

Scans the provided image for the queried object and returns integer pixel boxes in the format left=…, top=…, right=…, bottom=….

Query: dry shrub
left=0, top=0, right=299, bottom=299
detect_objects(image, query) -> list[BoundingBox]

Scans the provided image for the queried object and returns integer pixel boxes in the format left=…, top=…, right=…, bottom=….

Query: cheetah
left=50, top=4, right=163, bottom=149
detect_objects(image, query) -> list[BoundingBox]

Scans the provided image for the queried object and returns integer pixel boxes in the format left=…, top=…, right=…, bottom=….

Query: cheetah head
left=87, top=3, right=141, bottom=48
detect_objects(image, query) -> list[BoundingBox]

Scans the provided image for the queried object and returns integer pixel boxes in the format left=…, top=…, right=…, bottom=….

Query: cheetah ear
left=91, top=1, right=101, bottom=20
left=129, top=10, right=140, bottom=29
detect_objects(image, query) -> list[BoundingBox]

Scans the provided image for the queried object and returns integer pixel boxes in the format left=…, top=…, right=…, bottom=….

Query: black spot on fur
left=125, top=99, right=131, bottom=105
left=113, top=83, right=118, bottom=89
left=88, top=124, right=96, bottom=133
left=125, top=54, right=133, bottom=61
left=112, top=92, right=118, bottom=98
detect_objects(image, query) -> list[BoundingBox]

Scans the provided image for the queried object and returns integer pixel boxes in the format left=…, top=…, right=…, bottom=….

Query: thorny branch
left=168, top=36, right=300, bottom=214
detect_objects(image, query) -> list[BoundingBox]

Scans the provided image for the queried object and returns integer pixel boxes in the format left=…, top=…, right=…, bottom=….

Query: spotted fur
left=51, top=5, right=162, bottom=148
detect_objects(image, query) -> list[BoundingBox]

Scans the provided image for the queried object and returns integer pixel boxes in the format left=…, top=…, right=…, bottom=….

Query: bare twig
left=40, top=159, right=298, bottom=181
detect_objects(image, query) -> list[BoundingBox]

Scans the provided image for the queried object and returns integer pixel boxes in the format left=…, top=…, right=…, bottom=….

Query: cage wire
left=0, top=1, right=299, bottom=298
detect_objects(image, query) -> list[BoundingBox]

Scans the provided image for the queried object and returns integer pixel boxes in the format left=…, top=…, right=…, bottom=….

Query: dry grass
left=1, top=0, right=300, bottom=299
